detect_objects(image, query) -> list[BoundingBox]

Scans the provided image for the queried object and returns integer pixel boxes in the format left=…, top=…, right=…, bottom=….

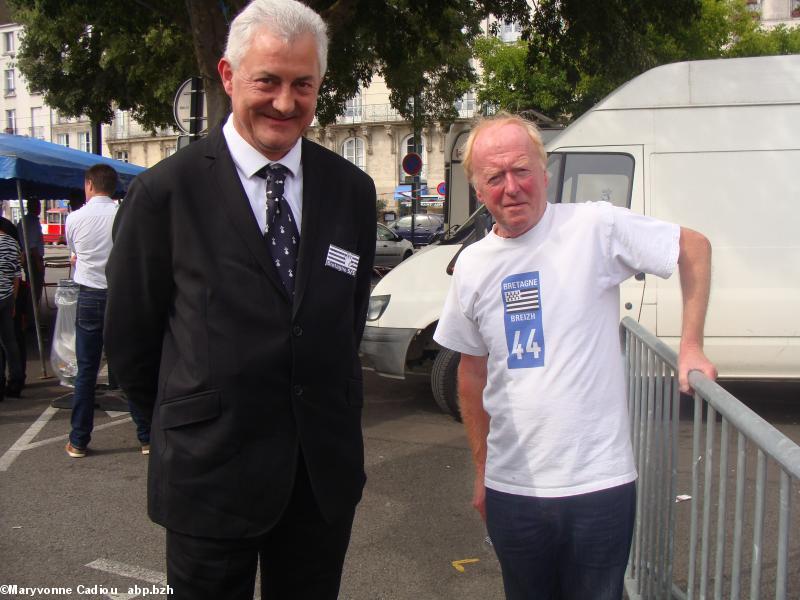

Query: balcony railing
left=313, top=103, right=478, bottom=127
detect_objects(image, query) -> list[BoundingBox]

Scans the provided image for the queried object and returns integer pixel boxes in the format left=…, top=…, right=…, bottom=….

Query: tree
left=526, top=0, right=703, bottom=117
left=9, top=0, right=533, bottom=131
left=479, top=0, right=798, bottom=121
left=473, top=35, right=569, bottom=120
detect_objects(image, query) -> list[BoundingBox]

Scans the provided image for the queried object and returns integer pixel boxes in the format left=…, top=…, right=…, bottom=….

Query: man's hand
left=678, top=342, right=718, bottom=394
left=677, top=227, right=716, bottom=394
left=472, top=472, right=486, bottom=521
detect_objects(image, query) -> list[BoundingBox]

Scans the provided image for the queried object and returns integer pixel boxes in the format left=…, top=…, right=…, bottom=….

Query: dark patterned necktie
left=258, top=163, right=299, bottom=295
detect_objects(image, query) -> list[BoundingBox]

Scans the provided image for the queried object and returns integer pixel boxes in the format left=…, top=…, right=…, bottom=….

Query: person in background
left=17, top=199, right=45, bottom=308
left=0, top=220, right=24, bottom=401
left=64, top=164, right=150, bottom=458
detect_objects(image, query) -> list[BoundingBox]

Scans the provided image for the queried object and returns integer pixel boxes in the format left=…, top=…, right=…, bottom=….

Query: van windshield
left=439, top=206, right=493, bottom=246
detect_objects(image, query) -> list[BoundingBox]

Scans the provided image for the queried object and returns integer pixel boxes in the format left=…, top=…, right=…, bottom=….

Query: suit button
left=292, top=325, right=303, bottom=337
left=293, top=385, right=303, bottom=396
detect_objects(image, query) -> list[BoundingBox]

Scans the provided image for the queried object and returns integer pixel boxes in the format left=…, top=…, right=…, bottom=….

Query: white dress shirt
left=223, top=115, right=304, bottom=234
left=65, top=195, right=118, bottom=289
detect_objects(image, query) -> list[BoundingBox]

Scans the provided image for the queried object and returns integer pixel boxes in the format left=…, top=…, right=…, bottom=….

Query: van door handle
left=625, top=302, right=633, bottom=310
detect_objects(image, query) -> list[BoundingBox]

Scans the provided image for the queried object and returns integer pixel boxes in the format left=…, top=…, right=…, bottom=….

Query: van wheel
left=431, top=349, right=461, bottom=421
left=402, top=250, right=413, bottom=261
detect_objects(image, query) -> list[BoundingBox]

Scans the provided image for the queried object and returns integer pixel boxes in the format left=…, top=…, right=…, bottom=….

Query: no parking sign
left=401, top=152, right=423, bottom=177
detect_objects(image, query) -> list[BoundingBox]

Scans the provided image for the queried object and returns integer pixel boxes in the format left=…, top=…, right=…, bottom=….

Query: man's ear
left=218, top=58, right=235, bottom=97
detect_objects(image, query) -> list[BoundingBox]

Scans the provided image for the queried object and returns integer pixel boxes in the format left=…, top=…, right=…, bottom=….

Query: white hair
left=224, top=0, right=329, bottom=78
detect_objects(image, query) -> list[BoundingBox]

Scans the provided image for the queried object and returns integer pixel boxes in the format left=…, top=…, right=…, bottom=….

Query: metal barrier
left=621, top=317, right=800, bottom=600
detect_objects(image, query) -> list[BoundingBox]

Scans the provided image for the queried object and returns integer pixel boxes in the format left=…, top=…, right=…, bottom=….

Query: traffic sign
left=436, top=181, right=446, bottom=196
left=173, top=78, right=208, bottom=135
left=401, top=152, right=423, bottom=176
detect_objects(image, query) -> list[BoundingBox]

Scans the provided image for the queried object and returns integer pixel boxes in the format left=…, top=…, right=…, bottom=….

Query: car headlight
left=367, top=295, right=390, bottom=321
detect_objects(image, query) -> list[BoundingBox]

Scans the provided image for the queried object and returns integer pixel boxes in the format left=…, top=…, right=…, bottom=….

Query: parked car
left=391, top=214, right=444, bottom=246
left=375, top=222, right=413, bottom=268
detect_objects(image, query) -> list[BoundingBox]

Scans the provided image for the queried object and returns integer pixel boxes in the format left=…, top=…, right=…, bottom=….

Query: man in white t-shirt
left=433, top=113, right=717, bottom=600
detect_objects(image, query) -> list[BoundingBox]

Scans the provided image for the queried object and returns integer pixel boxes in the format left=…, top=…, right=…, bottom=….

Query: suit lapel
left=206, top=127, right=289, bottom=301
left=293, top=138, right=322, bottom=316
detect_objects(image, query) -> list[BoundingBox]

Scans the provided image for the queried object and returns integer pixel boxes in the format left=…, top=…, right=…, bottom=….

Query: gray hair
left=224, top=0, right=329, bottom=78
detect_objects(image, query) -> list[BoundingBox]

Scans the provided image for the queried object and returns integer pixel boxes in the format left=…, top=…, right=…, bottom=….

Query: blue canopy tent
left=0, top=133, right=144, bottom=199
left=0, top=133, right=146, bottom=378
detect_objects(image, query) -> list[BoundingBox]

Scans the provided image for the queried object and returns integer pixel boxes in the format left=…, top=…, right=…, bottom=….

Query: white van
left=360, top=55, right=800, bottom=418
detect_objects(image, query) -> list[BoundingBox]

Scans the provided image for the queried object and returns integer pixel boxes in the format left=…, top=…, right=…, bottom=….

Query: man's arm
left=458, top=352, right=489, bottom=520
left=677, top=226, right=718, bottom=392
left=353, top=177, right=377, bottom=346
left=105, top=179, right=172, bottom=423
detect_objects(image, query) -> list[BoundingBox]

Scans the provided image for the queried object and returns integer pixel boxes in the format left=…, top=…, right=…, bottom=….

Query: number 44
left=512, top=329, right=541, bottom=360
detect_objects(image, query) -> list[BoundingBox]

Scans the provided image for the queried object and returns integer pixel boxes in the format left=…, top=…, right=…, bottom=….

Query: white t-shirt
left=434, top=201, right=680, bottom=497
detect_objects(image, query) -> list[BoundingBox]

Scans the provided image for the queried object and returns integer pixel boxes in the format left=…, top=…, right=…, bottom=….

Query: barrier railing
left=622, top=317, right=800, bottom=600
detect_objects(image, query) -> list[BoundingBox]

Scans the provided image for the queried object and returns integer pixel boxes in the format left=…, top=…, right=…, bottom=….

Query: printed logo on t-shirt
left=501, top=271, right=545, bottom=369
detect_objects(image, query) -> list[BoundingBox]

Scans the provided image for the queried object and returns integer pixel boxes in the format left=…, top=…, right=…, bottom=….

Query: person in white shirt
left=433, top=113, right=718, bottom=600
left=64, top=164, right=149, bottom=458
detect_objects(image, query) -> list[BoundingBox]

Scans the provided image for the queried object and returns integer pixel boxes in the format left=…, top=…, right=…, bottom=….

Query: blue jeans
left=70, top=287, right=150, bottom=449
left=485, top=482, right=636, bottom=600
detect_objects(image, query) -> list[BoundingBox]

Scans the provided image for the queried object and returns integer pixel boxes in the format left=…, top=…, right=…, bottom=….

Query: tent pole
left=16, top=180, right=48, bottom=379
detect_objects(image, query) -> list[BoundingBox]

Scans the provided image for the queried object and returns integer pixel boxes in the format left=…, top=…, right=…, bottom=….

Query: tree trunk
left=185, top=0, right=232, bottom=130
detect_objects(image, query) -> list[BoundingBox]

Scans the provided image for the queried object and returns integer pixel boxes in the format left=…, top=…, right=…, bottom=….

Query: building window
left=344, top=90, right=363, bottom=123
left=30, top=107, right=44, bottom=139
left=80, top=131, right=91, bottom=152
left=4, top=69, right=15, bottom=95
left=5, top=109, right=15, bottom=134
left=401, top=134, right=426, bottom=182
left=3, top=32, right=14, bottom=54
left=499, top=20, right=522, bottom=42
left=455, top=91, right=476, bottom=118
left=342, top=137, right=365, bottom=170
left=114, top=109, right=127, bottom=138
left=163, top=146, right=176, bottom=159
left=115, top=150, right=129, bottom=163
left=792, top=0, right=800, bottom=18
left=58, top=133, right=70, bottom=148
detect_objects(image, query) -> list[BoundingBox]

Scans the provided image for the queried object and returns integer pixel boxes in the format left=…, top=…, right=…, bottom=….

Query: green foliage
left=479, top=0, right=798, bottom=121
left=9, top=0, right=195, bottom=130
left=9, top=0, right=533, bottom=130
left=313, top=0, right=516, bottom=128
left=473, top=36, right=568, bottom=118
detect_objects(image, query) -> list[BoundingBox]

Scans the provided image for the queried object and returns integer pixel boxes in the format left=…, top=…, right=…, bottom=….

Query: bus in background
left=42, top=207, right=68, bottom=245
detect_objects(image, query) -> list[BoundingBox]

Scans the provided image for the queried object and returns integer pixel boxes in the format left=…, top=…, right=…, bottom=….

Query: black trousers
left=166, top=458, right=355, bottom=600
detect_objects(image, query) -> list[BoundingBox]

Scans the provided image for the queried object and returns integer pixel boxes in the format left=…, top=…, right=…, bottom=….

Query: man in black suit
left=104, top=1, right=376, bottom=598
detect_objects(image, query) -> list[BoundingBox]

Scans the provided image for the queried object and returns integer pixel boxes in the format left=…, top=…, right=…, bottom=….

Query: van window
left=550, top=153, right=634, bottom=208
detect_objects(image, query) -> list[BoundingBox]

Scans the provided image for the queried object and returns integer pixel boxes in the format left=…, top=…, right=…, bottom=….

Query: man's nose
left=504, top=172, right=519, bottom=194
left=272, top=85, right=295, bottom=114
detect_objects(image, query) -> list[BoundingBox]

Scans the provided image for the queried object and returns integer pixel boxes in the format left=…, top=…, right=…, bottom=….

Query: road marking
left=451, top=558, right=480, bottom=573
left=86, top=559, right=167, bottom=599
left=0, top=407, right=132, bottom=471
left=0, top=406, right=58, bottom=471
left=86, top=558, right=167, bottom=584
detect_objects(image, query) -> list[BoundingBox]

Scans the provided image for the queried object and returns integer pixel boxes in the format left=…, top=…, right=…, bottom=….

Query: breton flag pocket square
left=325, top=244, right=360, bottom=277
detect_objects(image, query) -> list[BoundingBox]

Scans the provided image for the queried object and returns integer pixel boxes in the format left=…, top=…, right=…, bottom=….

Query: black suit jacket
left=105, top=125, right=377, bottom=538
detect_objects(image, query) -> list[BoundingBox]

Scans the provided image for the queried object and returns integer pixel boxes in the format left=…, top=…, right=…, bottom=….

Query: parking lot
left=0, top=250, right=798, bottom=600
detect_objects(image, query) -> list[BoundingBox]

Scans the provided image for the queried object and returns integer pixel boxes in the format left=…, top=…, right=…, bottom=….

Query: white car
left=375, top=222, right=413, bottom=268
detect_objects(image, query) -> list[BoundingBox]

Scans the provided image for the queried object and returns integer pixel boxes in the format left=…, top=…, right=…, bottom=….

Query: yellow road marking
left=451, top=558, right=480, bottom=573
